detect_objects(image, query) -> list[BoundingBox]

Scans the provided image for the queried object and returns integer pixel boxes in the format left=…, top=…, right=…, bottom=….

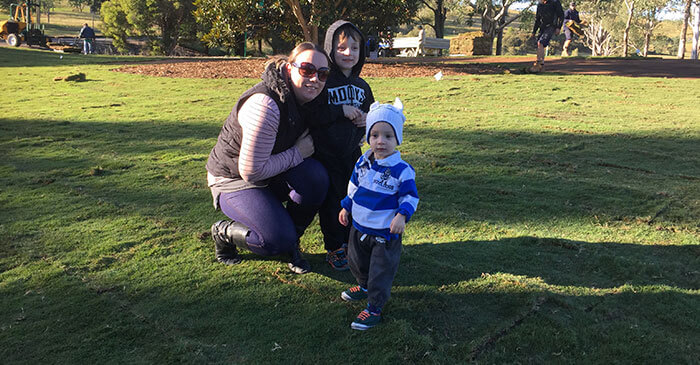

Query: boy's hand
left=343, top=105, right=362, bottom=121
left=351, top=112, right=367, bottom=128
left=389, top=213, right=406, bottom=234
left=338, top=208, right=350, bottom=226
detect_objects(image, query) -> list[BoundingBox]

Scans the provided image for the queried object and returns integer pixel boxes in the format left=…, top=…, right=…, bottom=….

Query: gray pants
left=347, top=225, right=402, bottom=309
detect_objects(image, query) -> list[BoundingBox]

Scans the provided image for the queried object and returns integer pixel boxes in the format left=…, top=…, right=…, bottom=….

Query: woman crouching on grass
left=206, top=42, right=331, bottom=274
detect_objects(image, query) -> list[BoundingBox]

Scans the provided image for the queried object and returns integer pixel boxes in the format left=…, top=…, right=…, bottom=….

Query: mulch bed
left=113, top=56, right=700, bottom=79
left=113, top=58, right=507, bottom=79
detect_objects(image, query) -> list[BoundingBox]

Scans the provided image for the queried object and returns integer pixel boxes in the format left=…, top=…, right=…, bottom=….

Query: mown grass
left=1, top=47, right=698, bottom=363
left=1, top=1, right=102, bottom=37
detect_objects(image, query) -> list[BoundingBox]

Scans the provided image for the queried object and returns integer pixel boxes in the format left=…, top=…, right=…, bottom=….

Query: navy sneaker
left=341, top=285, right=368, bottom=301
left=351, top=309, right=381, bottom=330
left=326, top=244, right=349, bottom=271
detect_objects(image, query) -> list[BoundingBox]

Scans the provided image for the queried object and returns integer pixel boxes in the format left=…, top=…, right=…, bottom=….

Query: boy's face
left=368, top=122, right=397, bottom=160
left=334, top=34, right=361, bottom=74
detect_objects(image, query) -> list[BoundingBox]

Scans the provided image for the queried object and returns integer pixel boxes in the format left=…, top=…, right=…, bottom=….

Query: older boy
left=339, top=98, right=419, bottom=330
left=311, top=20, right=375, bottom=270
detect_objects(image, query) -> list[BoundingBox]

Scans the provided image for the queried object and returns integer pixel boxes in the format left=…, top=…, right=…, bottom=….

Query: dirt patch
left=114, top=58, right=507, bottom=79
left=113, top=56, right=700, bottom=79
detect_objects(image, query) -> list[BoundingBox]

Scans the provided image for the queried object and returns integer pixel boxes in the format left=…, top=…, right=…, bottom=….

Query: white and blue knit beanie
left=366, top=98, right=406, bottom=145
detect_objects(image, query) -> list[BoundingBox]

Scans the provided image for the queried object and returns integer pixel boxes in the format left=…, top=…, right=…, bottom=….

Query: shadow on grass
left=2, top=234, right=698, bottom=363
left=2, top=117, right=698, bottom=230
left=0, top=45, right=159, bottom=67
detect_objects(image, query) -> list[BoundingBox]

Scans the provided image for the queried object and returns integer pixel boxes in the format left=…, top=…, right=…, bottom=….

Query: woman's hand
left=294, top=129, right=314, bottom=158
left=389, top=213, right=406, bottom=234
left=338, top=208, right=350, bottom=226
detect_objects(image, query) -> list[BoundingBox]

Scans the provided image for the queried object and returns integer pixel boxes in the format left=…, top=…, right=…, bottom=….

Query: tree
left=581, top=0, right=621, bottom=56
left=677, top=0, right=692, bottom=58
left=194, top=0, right=296, bottom=55
left=100, top=0, right=196, bottom=54
left=418, top=0, right=448, bottom=38
left=69, top=0, right=91, bottom=12
left=632, top=0, right=668, bottom=56
left=100, top=0, right=130, bottom=52
left=622, top=0, right=635, bottom=56
left=194, top=0, right=420, bottom=51
left=281, top=0, right=420, bottom=43
left=91, top=0, right=107, bottom=12
left=471, top=0, right=537, bottom=55
left=40, top=0, right=57, bottom=23
left=692, top=1, right=699, bottom=59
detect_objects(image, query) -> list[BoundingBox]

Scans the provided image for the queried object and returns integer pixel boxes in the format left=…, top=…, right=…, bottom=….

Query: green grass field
left=1, top=47, right=699, bottom=363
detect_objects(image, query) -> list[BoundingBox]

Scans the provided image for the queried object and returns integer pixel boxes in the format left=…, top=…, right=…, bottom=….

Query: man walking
left=562, top=1, right=582, bottom=56
left=79, top=23, right=96, bottom=54
left=531, top=0, right=565, bottom=72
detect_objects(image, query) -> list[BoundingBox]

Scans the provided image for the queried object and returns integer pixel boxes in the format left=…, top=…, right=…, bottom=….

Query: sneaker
left=341, top=285, right=368, bottom=301
left=287, top=249, right=311, bottom=274
left=351, top=309, right=381, bottom=330
left=326, top=244, right=349, bottom=271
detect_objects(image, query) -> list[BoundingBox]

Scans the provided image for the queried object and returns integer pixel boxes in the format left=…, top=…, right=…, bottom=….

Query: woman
left=206, top=42, right=331, bottom=274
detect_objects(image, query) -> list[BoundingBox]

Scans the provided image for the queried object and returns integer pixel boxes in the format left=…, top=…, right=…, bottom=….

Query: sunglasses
left=291, top=62, right=330, bottom=82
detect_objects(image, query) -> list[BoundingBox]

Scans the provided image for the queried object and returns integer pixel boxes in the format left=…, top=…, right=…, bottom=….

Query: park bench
left=390, top=36, right=451, bottom=57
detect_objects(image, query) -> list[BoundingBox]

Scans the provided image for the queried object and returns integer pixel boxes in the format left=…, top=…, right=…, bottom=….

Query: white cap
left=366, top=98, right=406, bottom=145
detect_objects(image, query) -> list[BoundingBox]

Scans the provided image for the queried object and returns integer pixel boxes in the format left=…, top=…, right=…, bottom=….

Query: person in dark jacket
left=79, top=23, right=96, bottom=54
left=206, top=42, right=330, bottom=274
left=531, top=0, right=565, bottom=72
left=310, top=20, right=375, bottom=271
left=561, top=1, right=582, bottom=56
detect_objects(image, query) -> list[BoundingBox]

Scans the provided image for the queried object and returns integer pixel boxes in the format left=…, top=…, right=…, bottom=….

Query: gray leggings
left=347, top=225, right=402, bottom=309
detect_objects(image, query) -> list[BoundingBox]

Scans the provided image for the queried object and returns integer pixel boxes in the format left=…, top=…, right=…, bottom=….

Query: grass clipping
left=450, top=31, right=493, bottom=56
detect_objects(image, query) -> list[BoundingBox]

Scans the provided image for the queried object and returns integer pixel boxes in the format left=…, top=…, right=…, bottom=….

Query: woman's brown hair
left=265, top=42, right=330, bottom=69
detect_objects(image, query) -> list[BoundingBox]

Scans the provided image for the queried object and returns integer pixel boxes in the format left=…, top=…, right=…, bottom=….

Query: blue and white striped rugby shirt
left=341, top=150, right=419, bottom=241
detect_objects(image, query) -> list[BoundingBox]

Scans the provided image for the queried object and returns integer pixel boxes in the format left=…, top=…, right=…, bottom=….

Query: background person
left=79, top=23, right=96, bottom=54
left=562, top=1, right=582, bottom=56
left=417, top=25, right=426, bottom=56
left=531, top=0, right=565, bottom=72
left=206, top=42, right=330, bottom=274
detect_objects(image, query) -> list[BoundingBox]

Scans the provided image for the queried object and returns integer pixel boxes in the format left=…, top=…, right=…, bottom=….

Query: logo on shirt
left=328, top=85, right=365, bottom=107
left=373, top=168, right=395, bottom=191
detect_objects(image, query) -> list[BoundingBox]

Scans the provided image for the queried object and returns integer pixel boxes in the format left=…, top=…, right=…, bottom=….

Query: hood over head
left=324, top=20, right=366, bottom=77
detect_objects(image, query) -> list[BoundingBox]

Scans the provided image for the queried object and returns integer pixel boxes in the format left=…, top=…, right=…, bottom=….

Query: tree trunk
left=692, top=2, right=699, bottom=60
left=622, top=0, right=635, bottom=57
left=678, top=0, right=692, bottom=59
left=283, top=0, right=314, bottom=42
left=434, top=0, right=447, bottom=38
left=643, top=30, right=650, bottom=57
left=421, top=0, right=447, bottom=38
left=495, top=10, right=506, bottom=55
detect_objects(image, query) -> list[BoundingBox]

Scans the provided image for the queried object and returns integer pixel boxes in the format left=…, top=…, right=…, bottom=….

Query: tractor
left=1, top=1, right=49, bottom=47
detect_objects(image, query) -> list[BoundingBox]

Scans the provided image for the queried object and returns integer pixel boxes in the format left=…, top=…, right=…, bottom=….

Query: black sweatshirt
left=533, top=0, right=565, bottom=34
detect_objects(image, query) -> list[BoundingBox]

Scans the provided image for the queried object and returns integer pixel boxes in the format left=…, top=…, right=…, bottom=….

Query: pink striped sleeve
left=238, top=93, right=303, bottom=182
